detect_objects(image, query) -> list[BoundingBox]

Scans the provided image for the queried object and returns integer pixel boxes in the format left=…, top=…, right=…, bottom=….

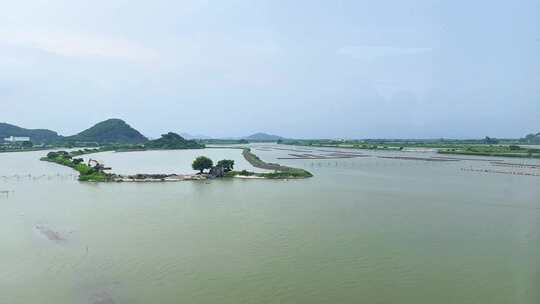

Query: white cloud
left=0, top=28, right=159, bottom=63
left=337, top=45, right=432, bottom=61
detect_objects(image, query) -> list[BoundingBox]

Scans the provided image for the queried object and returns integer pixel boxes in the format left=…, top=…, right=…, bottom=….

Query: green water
left=1, top=146, right=538, bottom=303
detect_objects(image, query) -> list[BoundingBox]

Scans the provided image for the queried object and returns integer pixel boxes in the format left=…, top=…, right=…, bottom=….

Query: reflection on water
left=0, top=146, right=539, bottom=304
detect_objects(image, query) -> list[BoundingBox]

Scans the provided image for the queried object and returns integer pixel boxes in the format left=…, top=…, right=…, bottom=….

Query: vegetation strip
left=41, top=150, right=220, bottom=182
left=41, top=151, right=111, bottom=182
left=438, top=148, right=540, bottom=158
left=279, top=139, right=540, bottom=159
left=226, top=148, right=313, bottom=179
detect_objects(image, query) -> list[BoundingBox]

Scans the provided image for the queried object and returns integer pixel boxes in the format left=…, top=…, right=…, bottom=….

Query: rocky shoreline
left=111, top=173, right=209, bottom=182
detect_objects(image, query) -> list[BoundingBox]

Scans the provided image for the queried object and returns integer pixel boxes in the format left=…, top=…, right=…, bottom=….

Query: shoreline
left=40, top=147, right=313, bottom=182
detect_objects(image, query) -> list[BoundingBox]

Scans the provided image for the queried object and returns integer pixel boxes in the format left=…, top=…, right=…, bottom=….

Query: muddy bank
left=461, top=168, right=540, bottom=177
left=490, top=161, right=540, bottom=169
left=278, top=153, right=369, bottom=160
left=377, top=156, right=459, bottom=162
left=264, top=147, right=314, bottom=153
left=431, top=156, right=503, bottom=161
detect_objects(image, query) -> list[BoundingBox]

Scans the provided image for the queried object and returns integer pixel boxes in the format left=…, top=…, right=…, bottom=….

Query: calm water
left=1, top=146, right=539, bottom=304
left=78, top=148, right=271, bottom=175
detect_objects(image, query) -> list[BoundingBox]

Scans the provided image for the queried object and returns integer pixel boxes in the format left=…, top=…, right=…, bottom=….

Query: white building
left=3, top=136, right=31, bottom=142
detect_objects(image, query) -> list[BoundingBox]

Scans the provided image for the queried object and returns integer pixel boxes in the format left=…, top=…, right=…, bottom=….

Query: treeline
left=279, top=136, right=532, bottom=147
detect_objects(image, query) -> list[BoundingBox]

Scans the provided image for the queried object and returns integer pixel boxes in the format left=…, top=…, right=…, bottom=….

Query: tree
left=192, top=156, right=213, bottom=173
left=217, top=159, right=235, bottom=172
left=484, top=136, right=498, bottom=144
left=22, top=141, right=33, bottom=148
left=239, top=170, right=253, bottom=176
left=47, top=152, right=59, bottom=159
left=524, top=133, right=540, bottom=144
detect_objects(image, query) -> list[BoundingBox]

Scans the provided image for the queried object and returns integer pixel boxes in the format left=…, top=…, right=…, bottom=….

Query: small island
left=41, top=147, right=313, bottom=182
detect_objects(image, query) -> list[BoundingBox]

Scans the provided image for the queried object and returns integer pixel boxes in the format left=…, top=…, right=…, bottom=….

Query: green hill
left=0, top=122, right=61, bottom=144
left=66, top=119, right=148, bottom=144
left=145, top=132, right=204, bottom=149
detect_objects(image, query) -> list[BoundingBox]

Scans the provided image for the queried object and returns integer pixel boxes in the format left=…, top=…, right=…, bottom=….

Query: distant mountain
left=66, top=119, right=148, bottom=144
left=145, top=132, right=204, bottom=149
left=0, top=122, right=61, bottom=144
left=180, top=132, right=212, bottom=140
left=243, top=132, right=283, bottom=141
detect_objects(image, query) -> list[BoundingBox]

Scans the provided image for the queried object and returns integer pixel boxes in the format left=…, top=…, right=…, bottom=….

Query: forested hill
left=65, top=119, right=148, bottom=144
left=145, top=132, right=204, bottom=149
left=0, top=122, right=61, bottom=144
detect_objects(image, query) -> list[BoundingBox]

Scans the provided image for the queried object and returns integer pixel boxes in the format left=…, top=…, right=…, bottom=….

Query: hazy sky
left=1, top=0, right=538, bottom=139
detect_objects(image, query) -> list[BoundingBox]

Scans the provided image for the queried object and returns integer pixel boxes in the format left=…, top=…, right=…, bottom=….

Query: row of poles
left=0, top=174, right=77, bottom=181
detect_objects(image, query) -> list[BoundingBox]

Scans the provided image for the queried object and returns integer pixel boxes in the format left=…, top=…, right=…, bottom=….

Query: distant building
left=3, top=136, right=31, bottom=142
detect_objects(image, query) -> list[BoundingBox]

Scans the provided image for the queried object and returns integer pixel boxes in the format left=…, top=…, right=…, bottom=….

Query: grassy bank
left=41, top=151, right=111, bottom=182
left=239, top=148, right=313, bottom=178
left=438, top=144, right=540, bottom=158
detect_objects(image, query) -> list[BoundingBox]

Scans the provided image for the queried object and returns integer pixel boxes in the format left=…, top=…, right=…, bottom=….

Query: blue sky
left=1, top=0, right=538, bottom=138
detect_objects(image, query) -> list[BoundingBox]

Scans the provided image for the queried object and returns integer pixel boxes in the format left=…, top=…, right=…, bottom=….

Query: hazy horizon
left=1, top=116, right=537, bottom=140
left=1, top=1, right=538, bottom=139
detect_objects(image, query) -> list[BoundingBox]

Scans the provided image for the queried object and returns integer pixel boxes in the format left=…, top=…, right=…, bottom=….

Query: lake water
left=77, top=148, right=271, bottom=175
left=1, top=146, right=539, bottom=304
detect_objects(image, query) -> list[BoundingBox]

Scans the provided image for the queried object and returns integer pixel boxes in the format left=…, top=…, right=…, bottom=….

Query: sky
left=1, top=0, right=538, bottom=139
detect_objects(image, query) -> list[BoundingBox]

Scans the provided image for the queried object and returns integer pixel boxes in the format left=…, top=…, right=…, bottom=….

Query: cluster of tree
left=217, top=159, right=235, bottom=171
left=0, top=140, right=34, bottom=151
left=46, top=151, right=70, bottom=159
left=483, top=136, right=499, bottom=144
left=43, top=150, right=110, bottom=181
left=145, top=132, right=204, bottom=149
left=192, top=156, right=234, bottom=174
left=46, top=151, right=85, bottom=164
left=522, top=133, right=540, bottom=144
